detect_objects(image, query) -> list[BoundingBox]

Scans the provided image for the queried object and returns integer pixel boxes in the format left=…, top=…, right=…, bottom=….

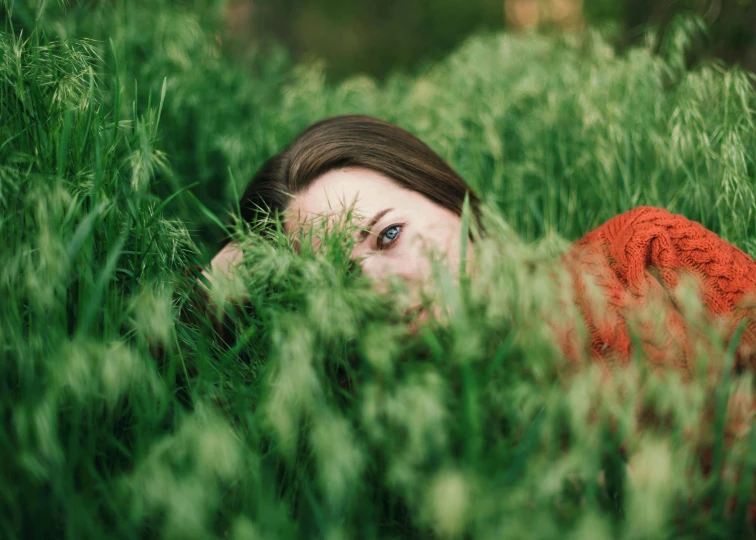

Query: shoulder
left=602, top=206, right=677, bottom=230
left=567, top=206, right=695, bottom=269
left=585, top=206, right=698, bottom=243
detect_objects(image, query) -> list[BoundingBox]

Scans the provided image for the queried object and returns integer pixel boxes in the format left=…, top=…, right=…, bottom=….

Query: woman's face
left=285, top=167, right=468, bottom=300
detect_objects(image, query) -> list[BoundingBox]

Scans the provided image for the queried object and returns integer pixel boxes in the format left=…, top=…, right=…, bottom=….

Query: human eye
left=376, top=224, right=402, bottom=250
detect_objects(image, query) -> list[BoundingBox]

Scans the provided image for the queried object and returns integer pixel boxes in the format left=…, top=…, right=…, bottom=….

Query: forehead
left=285, top=167, right=410, bottom=230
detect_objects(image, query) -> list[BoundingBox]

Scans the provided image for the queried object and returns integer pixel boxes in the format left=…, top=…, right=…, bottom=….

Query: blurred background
left=6, top=0, right=754, bottom=246
left=224, top=0, right=756, bottom=79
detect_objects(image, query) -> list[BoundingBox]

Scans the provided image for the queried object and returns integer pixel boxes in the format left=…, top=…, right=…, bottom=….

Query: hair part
left=239, top=115, right=481, bottom=232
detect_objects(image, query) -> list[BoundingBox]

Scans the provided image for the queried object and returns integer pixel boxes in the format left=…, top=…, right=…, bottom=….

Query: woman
left=205, top=114, right=756, bottom=372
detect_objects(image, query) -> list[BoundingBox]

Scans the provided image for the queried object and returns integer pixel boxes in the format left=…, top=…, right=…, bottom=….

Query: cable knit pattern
left=562, top=206, right=756, bottom=373
left=557, top=206, right=756, bottom=520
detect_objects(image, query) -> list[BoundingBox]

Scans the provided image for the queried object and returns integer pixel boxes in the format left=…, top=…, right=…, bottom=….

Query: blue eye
left=378, top=225, right=402, bottom=249
left=383, top=226, right=399, bottom=240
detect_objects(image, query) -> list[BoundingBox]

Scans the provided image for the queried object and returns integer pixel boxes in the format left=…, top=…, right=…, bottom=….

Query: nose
left=356, top=258, right=402, bottom=296
left=353, top=254, right=422, bottom=296
left=353, top=253, right=390, bottom=280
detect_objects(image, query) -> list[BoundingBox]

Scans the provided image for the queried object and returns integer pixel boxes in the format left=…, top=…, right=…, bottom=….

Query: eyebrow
left=357, top=208, right=393, bottom=243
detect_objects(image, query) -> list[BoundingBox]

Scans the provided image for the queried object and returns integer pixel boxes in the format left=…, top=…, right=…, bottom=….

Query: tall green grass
left=3, top=1, right=756, bottom=538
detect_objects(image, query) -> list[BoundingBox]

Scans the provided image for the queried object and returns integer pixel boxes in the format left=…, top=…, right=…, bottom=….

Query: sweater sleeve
left=562, top=206, right=756, bottom=373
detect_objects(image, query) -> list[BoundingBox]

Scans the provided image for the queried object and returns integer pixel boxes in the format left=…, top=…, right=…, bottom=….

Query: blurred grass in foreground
left=3, top=0, right=756, bottom=538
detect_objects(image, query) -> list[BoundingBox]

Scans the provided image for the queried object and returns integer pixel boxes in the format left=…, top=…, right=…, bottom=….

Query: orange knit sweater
left=562, top=206, right=756, bottom=372
left=561, top=206, right=756, bottom=522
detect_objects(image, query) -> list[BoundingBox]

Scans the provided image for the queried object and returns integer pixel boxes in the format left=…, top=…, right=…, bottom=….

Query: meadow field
left=3, top=1, right=756, bottom=538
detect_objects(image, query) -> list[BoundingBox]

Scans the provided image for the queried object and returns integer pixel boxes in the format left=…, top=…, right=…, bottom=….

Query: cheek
left=358, top=247, right=430, bottom=285
left=416, top=220, right=463, bottom=266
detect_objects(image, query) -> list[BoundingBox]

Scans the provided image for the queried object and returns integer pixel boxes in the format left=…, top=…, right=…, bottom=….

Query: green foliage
left=3, top=1, right=756, bottom=538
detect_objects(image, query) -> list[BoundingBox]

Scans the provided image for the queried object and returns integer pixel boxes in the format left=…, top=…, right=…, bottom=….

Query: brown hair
left=239, top=114, right=481, bottom=229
